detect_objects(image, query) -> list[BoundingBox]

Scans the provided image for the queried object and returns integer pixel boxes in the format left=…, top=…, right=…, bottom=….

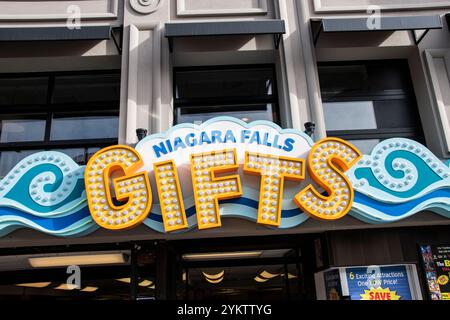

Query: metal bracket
left=111, top=26, right=123, bottom=55
left=412, top=29, right=431, bottom=45
left=274, top=33, right=282, bottom=49
left=311, top=20, right=323, bottom=47
left=168, top=37, right=174, bottom=53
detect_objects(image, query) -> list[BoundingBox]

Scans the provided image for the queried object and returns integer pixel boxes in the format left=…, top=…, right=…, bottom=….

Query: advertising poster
left=344, top=265, right=413, bottom=300
left=420, top=245, right=450, bottom=300
left=324, top=269, right=342, bottom=300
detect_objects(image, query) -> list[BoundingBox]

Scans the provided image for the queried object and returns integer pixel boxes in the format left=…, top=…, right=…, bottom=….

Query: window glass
left=0, top=150, right=44, bottom=178
left=174, top=66, right=280, bottom=125
left=323, top=101, right=377, bottom=131
left=318, top=60, right=424, bottom=152
left=50, top=115, right=119, bottom=141
left=319, top=62, right=413, bottom=97
left=0, top=118, right=46, bottom=143
left=0, top=77, right=48, bottom=105
left=53, top=148, right=85, bottom=165
left=175, top=68, right=274, bottom=100
left=0, top=71, right=120, bottom=178
left=0, top=250, right=143, bottom=300
left=346, top=139, right=381, bottom=154
left=52, top=73, right=121, bottom=104
left=372, top=99, right=421, bottom=129
left=176, top=104, right=275, bottom=125
left=87, top=147, right=101, bottom=161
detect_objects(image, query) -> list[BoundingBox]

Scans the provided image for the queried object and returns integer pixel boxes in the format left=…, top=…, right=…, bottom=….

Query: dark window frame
left=173, top=64, right=281, bottom=125
left=0, top=70, right=120, bottom=170
left=318, top=59, right=425, bottom=145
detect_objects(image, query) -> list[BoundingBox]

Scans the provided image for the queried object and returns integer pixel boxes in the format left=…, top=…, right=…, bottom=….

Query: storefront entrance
left=172, top=234, right=318, bottom=301
left=0, top=234, right=319, bottom=300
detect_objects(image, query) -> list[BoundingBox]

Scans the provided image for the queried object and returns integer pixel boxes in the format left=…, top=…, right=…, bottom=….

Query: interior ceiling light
left=254, top=276, right=269, bottom=283
left=205, top=277, right=224, bottom=284
left=182, top=251, right=262, bottom=261
left=259, top=271, right=280, bottom=279
left=29, top=253, right=126, bottom=268
left=116, top=278, right=131, bottom=284
left=54, top=283, right=79, bottom=290
left=139, top=280, right=153, bottom=287
left=81, top=286, right=98, bottom=292
left=15, top=282, right=51, bottom=288
left=148, top=284, right=155, bottom=289
left=202, top=270, right=225, bottom=280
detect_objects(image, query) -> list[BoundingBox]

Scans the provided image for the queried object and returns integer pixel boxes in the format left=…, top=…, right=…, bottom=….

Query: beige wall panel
left=313, top=0, right=450, bottom=13
left=0, top=0, right=118, bottom=21
left=176, top=0, right=268, bottom=16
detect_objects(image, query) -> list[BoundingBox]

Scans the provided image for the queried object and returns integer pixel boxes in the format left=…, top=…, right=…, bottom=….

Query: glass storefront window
left=175, top=67, right=274, bottom=99
left=346, top=139, right=381, bottom=155
left=318, top=60, right=425, bottom=149
left=0, top=118, right=46, bottom=143
left=176, top=104, right=276, bottom=125
left=174, top=65, right=280, bottom=125
left=0, top=150, right=44, bottom=179
left=52, top=73, right=121, bottom=104
left=50, top=115, right=119, bottom=141
left=180, top=248, right=303, bottom=301
left=0, top=70, right=120, bottom=177
left=0, top=77, right=48, bottom=106
left=0, top=248, right=156, bottom=300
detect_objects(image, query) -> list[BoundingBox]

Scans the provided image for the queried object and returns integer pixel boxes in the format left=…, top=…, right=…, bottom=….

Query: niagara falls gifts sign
left=85, top=117, right=361, bottom=232
left=1, top=116, right=449, bottom=236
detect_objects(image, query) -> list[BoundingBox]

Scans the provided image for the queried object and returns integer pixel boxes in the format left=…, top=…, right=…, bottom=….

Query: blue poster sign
left=345, top=265, right=413, bottom=300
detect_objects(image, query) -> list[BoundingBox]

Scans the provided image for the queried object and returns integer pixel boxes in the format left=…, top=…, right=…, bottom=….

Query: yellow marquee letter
left=190, top=149, right=242, bottom=229
left=85, top=145, right=152, bottom=230
left=244, top=152, right=305, bottom=226
left=295, top=138, right=362, bottom=220
left=154, top=160, right=188, bottom=232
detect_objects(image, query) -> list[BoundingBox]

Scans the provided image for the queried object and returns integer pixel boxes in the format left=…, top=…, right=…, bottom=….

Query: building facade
left=0, top=0, right=450, bottom=300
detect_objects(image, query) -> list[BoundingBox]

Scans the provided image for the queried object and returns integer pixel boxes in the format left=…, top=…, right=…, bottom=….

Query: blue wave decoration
left=0, top=136, right=449, bottom=237
left=347, top=138, right=450, bottom=223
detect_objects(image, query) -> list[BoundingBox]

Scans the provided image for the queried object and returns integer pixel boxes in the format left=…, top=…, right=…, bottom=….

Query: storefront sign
left=420, top=245, right=450, bottom=300
left=0, top=117, right=449, bottom=237
left=345, top=265, right=412, bottom=300
left=319, top=264, right=422, bottom=300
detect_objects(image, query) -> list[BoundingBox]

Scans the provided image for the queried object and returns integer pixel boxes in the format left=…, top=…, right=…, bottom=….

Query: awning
left=312, top=15, right=443, bottom=46
left=164, top=20, right=286, bottom=52
left=0, top=26, right=113, bottom=42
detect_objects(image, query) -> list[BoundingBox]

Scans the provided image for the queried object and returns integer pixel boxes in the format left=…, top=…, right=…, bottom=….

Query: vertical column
left=155, top=241, right=178, bottom=300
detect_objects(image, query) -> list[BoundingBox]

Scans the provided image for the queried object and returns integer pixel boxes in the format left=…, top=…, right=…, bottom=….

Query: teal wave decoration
left=347, top=138, right=450, bottom=222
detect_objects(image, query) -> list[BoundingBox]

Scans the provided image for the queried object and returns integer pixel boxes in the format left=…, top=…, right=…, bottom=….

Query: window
left=318, top=60, right=425, bottom=154
left=0, top=246, right=156, bottom=300
left=0, top=71, right=120, bottom=178
left=173, top=65, right=280, bottom=125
